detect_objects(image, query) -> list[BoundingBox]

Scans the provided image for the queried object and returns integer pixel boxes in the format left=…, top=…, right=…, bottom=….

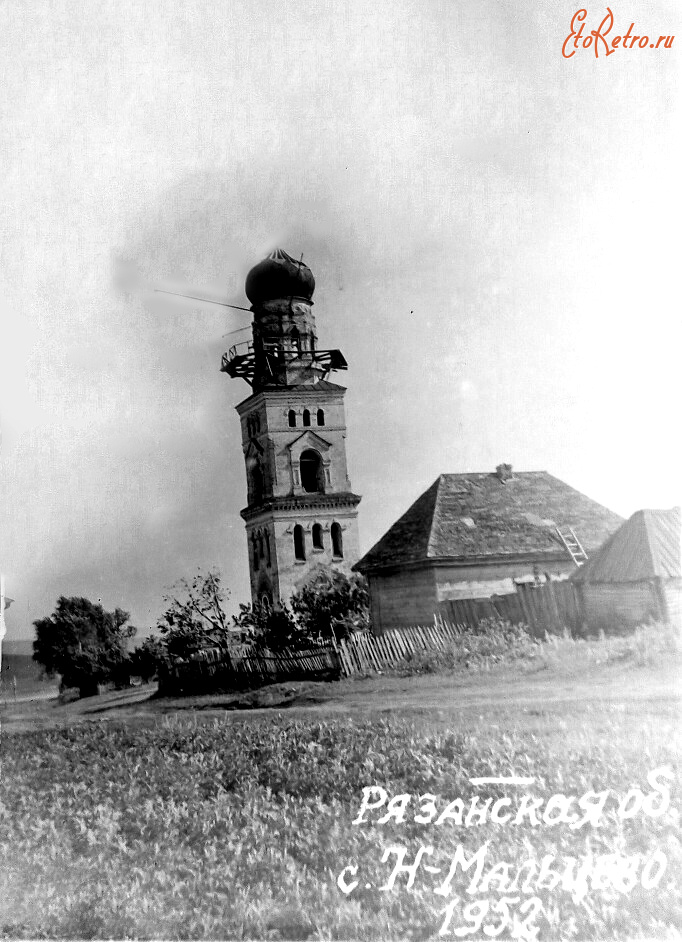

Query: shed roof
left=354, top=471, right=622, bottom=573
left=571, top=508, right=681, bottom=584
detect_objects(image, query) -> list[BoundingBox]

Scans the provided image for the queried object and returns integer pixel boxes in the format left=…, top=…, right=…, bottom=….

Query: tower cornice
left=235, top=381, right=348, bottom=413
left=241, top=491, right=362, bottom=523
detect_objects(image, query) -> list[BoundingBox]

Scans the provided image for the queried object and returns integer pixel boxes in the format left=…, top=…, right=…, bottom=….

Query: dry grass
left=1, top=665, right=680, bottom=940
left=386, top=621, right=681, bottom=677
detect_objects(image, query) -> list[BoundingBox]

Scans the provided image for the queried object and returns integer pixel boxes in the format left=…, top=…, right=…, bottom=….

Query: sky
left=1, top=0, right=680, bottom=640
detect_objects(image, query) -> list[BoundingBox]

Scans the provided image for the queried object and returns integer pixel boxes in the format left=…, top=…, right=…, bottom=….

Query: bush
left=232, top=602, right=307, bottom=653
left=290, top=568, right=370, bottom=642
left=389, top=617, right=538, bottom=676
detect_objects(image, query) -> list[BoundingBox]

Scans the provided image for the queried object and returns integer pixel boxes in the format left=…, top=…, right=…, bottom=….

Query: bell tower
left=222, top=249, right=361, bottom=608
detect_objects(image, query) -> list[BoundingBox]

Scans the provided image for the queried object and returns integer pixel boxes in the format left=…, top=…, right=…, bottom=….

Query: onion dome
left=245, top=248, right=315, bottom=305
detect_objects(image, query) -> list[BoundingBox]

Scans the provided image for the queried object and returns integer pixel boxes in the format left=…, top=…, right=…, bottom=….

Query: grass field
left=0, top=628, right=680, bottom=940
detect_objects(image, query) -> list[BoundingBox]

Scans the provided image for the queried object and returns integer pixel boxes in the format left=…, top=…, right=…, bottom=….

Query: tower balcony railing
left=221, top=342, right=348, bottom=384
left=227, top=340, right=254, bottom=361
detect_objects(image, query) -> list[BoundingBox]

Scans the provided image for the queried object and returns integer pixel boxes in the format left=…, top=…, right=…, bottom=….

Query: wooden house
left=353, top=465, right=622, bottom=633
left=571, top=507, right=681, bottom=630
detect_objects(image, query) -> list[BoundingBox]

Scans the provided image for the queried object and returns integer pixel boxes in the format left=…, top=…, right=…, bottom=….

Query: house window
left=316, top=409, right=325, bottom=426
left=252, top=534, right=260, bottom=569
left=294, top=524, right=306, bottom=561
left=331, top=522, right=343, bottom=558
left=302, top=409, right=311, bottom=427
left=288, top=409, right=297, bottom=428
left=290, top=328, right=301, bottom=353
left=300, top=449, right=324, bottom=493
left=312, top=523, right=323, bottom=550
left=264, top=531, right=271, bottom=566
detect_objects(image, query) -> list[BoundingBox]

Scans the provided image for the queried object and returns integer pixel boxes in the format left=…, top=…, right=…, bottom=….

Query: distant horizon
left=2, top=471, right=677, bottom=644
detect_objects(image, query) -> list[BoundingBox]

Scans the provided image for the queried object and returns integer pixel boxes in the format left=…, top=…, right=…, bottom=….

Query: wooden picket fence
left=332, top=619, right=463, bottom=676
left=159, top=644, right=341, bottom=696
left=160, top=579, right=587, bottom=692
left=332, top=581, right=585, bottom=678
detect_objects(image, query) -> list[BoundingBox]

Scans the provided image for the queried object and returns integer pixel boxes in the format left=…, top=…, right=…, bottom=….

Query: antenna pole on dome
left=152, top=288, right=252, bottom=313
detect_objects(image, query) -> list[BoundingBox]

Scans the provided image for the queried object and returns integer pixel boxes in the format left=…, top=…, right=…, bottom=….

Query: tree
left=156, top=569, right=232, bottom=660
left=129, top=634, right=168, bottom=682
left=33, top=597, right=136, bottom=698
left=290, top=568, right=370, bottom=642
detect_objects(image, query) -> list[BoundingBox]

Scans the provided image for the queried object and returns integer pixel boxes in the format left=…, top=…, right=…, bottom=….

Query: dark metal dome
left=245, top=248, right=315, bottom=305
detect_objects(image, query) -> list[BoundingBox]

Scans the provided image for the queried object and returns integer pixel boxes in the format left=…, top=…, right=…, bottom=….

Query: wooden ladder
left=556, top=526, right=589, bottom=567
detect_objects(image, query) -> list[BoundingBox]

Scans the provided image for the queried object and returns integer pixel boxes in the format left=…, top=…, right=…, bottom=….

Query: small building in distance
left=571, top=507, right=681, bottom=630
left=353, top=465, right=622, bottom=633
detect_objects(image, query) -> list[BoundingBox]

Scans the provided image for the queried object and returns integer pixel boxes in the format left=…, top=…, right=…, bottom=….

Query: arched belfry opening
left=300, top=449, right=324, bottom=493
left=225, top=248, right=361, bottom=607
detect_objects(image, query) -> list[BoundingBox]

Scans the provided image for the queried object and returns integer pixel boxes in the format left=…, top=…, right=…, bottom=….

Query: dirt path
left=1, top=658, right=679, bottom=735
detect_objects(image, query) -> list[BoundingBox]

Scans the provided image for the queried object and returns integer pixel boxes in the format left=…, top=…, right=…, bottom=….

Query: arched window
left=258, top=533, right=265, bottom=566
left=302, top=409, right=311, bottom=427
left=264, top=531, right=271, bottom=566
left=316, top=409, right=325, bottom=426
left=260, top=593, right=271, bottom=611
left=293, top=524, right=306, bottom=561
left=252, top=533, right=260, bottom=569
left=331, top=522, right=343, bottom=558
left=300, top=449, right=324, bottom=493
left=290, top=327, right=301, bottom=352
left=312, top=523, right=323, bottom=550
left=288, top=409, right=297, bottom=428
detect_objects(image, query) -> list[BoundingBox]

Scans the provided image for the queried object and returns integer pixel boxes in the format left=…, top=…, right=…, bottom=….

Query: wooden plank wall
left=438, top=581, right=583, bottom=638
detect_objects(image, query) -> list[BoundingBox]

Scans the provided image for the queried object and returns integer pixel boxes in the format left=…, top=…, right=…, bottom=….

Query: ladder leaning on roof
left=556, top=526, right=589, bottom=567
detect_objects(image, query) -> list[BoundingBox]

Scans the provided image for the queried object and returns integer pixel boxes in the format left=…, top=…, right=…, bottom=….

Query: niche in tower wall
left=252, top=528, right=271, bottom=570
left=250, top=461, right=264, bottom=503
left=331, top=521, right=343, bottom=558
left=294, top=524, right=306, bottom=561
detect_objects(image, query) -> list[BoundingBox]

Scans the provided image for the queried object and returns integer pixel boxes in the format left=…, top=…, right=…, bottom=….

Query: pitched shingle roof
left=571, top=508, right=681, bottom=583
left=354, top=471, right=622, bottom=573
